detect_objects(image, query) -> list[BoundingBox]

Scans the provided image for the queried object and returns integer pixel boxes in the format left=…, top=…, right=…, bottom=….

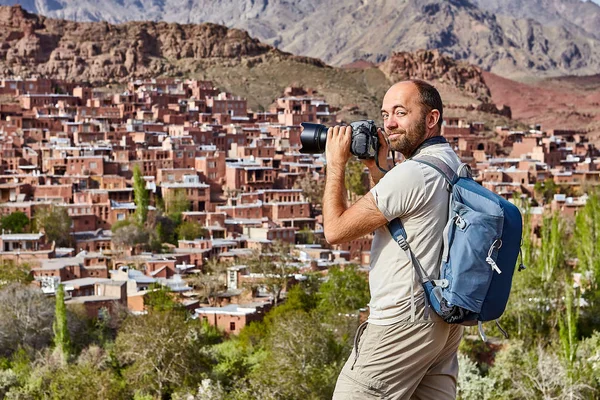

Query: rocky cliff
left=3, top=0, right=600, bottom=77
left=0, top=5, right=325, bottom=82
left=379, top=50, right=491, bottom=102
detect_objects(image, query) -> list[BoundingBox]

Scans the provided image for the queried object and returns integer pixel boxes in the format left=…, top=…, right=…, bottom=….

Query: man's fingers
left=332, top=125, right=341, bottom=137
left=377, top=128, right=389, bottom=149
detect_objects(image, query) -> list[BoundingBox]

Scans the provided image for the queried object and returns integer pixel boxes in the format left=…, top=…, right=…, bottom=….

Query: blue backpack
left=387, top=155, right=524, bottom=340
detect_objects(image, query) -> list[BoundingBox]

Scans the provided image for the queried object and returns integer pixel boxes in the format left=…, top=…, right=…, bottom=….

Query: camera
left=299, top=120, right=380, bottom=159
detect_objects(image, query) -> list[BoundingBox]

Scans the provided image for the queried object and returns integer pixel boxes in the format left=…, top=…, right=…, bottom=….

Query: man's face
left=381, top=82, right=429, bottom=157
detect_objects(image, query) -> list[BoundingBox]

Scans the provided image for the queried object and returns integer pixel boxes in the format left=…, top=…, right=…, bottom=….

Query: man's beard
left=387, top=117, right=427, bottom=157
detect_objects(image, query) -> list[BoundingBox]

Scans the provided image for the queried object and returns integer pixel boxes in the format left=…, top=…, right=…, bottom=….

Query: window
left=89, top=162, right=97, bottom=169
left=117, top=213, right=125, bottom=221
left=229, top=322, right=236, bottom=331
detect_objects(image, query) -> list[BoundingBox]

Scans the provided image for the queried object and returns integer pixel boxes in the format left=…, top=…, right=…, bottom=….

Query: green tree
left=298, top=226, right=315, bottom=244
left=4, top=346, right=128, bottom=400
left=52, top=284, right=70, bottom=358
left=558, top=280, right=579, bottom=379
left=176, top=221, right=207, bottom=241
left=144, top=285, right=185, bottom=313
left=0, top=284, right=55, bottom=357
left=247, top=241, right=298, bottom=305
left=574, top=190, right=600, bottom=333
left=345, top=158, right=368, bottom=202
left=133, top=165, right=149, bottom=226
left=539, top=212, right=564, bottom=288
left=187, top=257, right=229, bottom=306
left=457, top=353, right=496, bottom=400
left=114, top=312, right=212, bottom=398
left=111, top=224, right=149, bottom=250
left=0, top=212, right=29, bottom=233
left=165, top=189, right=190, bottom=224
left=533, top=178, right=559, bottom=204
left=240, top=310, right=345, bottom=400
left=34, top=206, right=72, bottom=247
left=294, top=173, right=325, bottom=216
left=110, top=218, right=132, bottom=233
left=317, top=265, right=370, bottom=315
left=0, top=261, right=32, bottom=288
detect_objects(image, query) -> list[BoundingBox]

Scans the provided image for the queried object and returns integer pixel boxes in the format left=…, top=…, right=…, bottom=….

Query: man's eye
left=396, top=110, right=406, bottom=116
left=382, top=114, right=388, bottom=119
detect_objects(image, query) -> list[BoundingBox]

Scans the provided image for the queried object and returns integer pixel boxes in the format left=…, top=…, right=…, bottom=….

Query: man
left=325, top=80, right=463, bottom=399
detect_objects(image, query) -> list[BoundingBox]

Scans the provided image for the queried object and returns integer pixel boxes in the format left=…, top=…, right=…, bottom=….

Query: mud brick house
left=551, top=194, right=589, bottom=218
left=0, top=232, right=55, bottom=263
left=206, top=92, right=247, bottom=116
left=71, top=229, right=112, bottom=254
left=65, top=280, right=127, bottom=319
left=194, top=149, right=227, bottom=196
left=225, top=162, right=275, bottom=193
left=113, top=253, right=192, bottom=279
left=0, top=78, right=53, bottom=95
left=181, top=211, right=227, bottom=233
left=174, top=240, right=213, bottom=268
left=330, top=235, right=373, bottom=263
left=161, top=174, right=211, bottom=212
left=195, top=302, right=271, bottom=335
left=264, top=201, right=314, bottom=230
left=244, top=225, right=297, bottom=244
left=19, top=94, right=80, bottom=110
left=0, top=181, right=32, bottom=203
left=32, top=251, right=109, bottom=281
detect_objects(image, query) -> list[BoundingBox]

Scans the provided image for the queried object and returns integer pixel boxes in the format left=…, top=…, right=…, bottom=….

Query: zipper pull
left=486, top=257, right=502, bottom=274
left=518, top=247, right=526, bottom=272
left=486, top=240, right=502, bottom=274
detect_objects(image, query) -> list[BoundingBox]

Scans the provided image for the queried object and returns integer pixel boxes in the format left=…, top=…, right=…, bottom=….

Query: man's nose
left=385, top=117, right=398, bottom=130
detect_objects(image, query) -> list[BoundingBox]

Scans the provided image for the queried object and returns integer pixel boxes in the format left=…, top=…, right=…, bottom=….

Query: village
left=0, top=76, right=597, bottom=335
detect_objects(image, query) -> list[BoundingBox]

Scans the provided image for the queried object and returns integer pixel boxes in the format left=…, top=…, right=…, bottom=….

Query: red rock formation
left=379, top=50, right=491, bottom=102
left=0, top=5, right=325, bottom=82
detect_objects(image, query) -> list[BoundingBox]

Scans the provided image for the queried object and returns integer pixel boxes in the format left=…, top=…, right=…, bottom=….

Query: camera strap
left=375, top=155, right=390, bottom=174
left=408, top=136, right=448, bottom=160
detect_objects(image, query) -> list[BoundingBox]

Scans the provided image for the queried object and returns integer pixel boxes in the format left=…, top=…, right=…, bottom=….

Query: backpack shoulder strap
left=411, top=155, right=458, bottom=186
left=387, top=219, right=430, bottom=284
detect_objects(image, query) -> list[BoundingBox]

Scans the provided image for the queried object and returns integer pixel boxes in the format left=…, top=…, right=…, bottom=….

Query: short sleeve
left=369, top=161, right=426, bottom=222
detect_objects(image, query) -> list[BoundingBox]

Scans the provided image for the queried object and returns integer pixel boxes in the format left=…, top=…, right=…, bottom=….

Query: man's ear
left=427, top=109, right=440, bottom=129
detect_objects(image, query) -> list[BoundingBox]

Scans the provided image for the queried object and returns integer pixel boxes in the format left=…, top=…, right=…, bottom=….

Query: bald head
left=380, top=80, right=443, bottom=157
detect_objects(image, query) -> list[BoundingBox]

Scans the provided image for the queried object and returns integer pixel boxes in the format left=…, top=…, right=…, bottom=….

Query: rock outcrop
left=379, top=50, right=492, bottom=102
left=0, top=5, right=325, bottom=82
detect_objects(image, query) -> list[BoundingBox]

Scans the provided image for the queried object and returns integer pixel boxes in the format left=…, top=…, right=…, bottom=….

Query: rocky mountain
left=0, top=6, right=513, bottom=121
left=0, top=5, right=325, bottom=82
left=473, top=0, right=600, bottom=40
left=1, top=0, right=600, bottom=78
left=1, top=5, right=598, bottom=137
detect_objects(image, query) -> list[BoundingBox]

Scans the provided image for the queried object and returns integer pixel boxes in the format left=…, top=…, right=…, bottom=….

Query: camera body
left=348, top=120, right=379, bottom=159
left=299, top=119, right=380, bottom=159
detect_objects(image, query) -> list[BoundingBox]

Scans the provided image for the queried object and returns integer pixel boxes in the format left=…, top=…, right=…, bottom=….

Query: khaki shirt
left=368, top=143, right=461, bottom=325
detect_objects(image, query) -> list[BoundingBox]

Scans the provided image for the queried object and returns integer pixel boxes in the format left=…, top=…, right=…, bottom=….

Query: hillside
left=2, top=5, right=598, bottom=137
left=2, top=0, right=600, bottom=77
left=0, top=5, right=509, bottom=124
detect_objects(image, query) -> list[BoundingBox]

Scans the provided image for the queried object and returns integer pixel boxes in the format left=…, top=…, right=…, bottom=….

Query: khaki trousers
left=332, top=307, right=463, bottom=400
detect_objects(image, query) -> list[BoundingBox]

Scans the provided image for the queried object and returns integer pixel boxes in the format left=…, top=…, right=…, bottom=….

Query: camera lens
left=299, top=123, right=328, bottom=154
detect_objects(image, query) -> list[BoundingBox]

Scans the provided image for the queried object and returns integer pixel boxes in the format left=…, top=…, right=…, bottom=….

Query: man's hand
left=325, top=125, right=352, bottom=169
left=361, top=128, right=390, bottom=186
